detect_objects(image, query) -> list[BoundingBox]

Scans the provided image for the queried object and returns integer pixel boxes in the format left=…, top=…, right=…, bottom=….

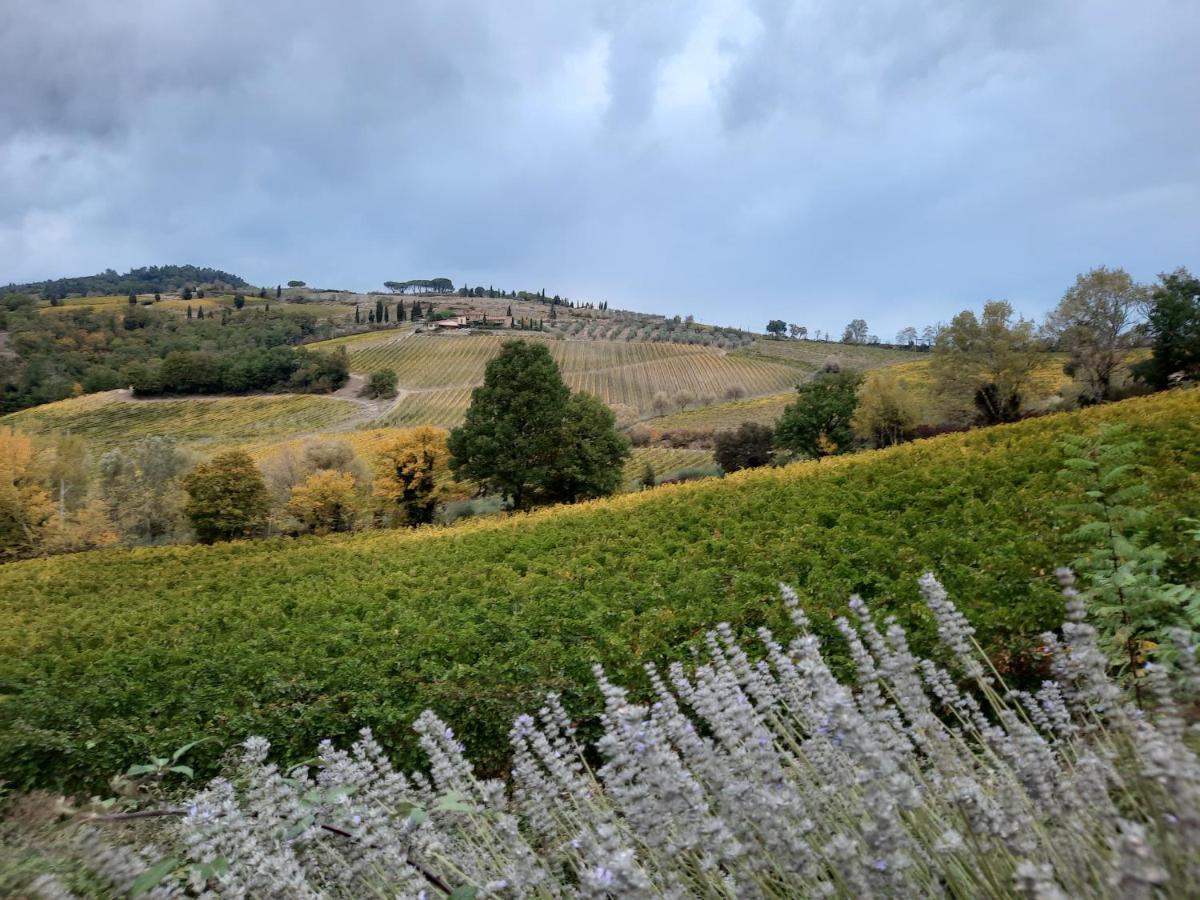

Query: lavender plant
left=31, top=572, right=1200, bottom=898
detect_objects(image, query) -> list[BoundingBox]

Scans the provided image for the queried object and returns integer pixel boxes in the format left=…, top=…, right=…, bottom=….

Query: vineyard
left=0, top=391, right=361, bottom=454
left=645, top=390, right=796, bottom=432
left=2, top=388, right=1197, bottom=790
left=624, top=446, right=715, bottom=480
left=323, top=332, right=807, bottom=422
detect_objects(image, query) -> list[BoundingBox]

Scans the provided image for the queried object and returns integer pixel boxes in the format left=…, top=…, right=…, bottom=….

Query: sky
left=1, top=1, right=1197, bottom=339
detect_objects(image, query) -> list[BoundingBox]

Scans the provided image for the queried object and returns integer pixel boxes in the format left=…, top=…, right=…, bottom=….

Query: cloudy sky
left=2, top=1, right=1197, bottom=337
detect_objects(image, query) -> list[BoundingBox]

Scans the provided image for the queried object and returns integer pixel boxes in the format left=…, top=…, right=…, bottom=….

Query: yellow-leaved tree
left=373, top=426, right=454, bottom=525
left=852, top=371, right=920, bottom=449
left=0, top=427, right=54, bottom=560
left=287, top=469, right=361, bottom=535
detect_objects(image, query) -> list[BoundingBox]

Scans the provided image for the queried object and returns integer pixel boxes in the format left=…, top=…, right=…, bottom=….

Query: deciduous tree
left=288, top=470, right=360, bottom=534
left=182, top=450, right=269, bottom=543
left=775, top=370, right=863, bottom=458
left=1044, top=267, right=1147, bottom=402
left=374, top=426, right=453, bottom=525
left=1133, top=268, right=1200, bottom=389
left=714, top=422, right=775, bottom=472
left=852, top=371, right=919, bottom=448
left=930, top=301, right=1039, bottom=424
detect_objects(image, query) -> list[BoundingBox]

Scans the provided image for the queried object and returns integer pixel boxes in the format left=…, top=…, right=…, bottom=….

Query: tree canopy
left=182, top=450, right=269, bottom=543
left=1133, top=268, right=1200, bottom=389
left=0, top=265, right=247, bottom=299
left=448, top=341, right=628, bottom=510
left=775, top=370, right=863, bottom=458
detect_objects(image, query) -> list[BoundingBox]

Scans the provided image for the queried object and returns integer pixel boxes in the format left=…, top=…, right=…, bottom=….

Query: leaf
left=449, top=887, right=478, bottom=899
left=171, top=737, right=216, bottom=763
left=129, top=857, right=178, bottom=897
left=125, top=763, right=160, bottom=777
left=407, top=807, right=429, bottom=826
left=168, top=765, right=194, bottom=777
left=434, top=793, right=474, bottom=813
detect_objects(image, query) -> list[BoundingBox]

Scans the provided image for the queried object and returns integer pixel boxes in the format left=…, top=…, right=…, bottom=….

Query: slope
left=1, top=389, right=1197, bottom=790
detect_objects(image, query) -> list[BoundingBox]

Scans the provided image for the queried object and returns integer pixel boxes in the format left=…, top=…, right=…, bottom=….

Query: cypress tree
left=187, top=305, right=193, bottom=320
left=355, top=305, right=360, bottom=324
left=383, top=306, right=389, bottom=323
left=276, top=284, right=282, bottom=298
left=398, top=300, right=406, bottom=321
left=128, top=291, right=137, bottom=305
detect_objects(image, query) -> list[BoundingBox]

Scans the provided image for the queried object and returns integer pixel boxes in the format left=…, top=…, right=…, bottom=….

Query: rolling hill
left=2, top=388, right=1196, bottom=790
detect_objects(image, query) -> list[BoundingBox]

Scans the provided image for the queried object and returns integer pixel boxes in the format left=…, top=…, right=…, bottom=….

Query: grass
left=1, top=388, right=1196, bottom=791
left=624, top=447, right=715, bottom=481
left=0, top=391, right=362, bottom=455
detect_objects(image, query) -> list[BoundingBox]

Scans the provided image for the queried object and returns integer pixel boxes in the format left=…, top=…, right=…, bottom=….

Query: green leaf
left=434, top=793, right=474, bottom=813
left=168, top=765, right=194, bottom=777
left=449, top=887, right=478, bottom=899
left=171, top=737, right=216, bottom=763
left=407, top=807, right=429, bottom=826
left=129, top=857, right=178, bottom=897
left=125, top=763, right=159, bottom=777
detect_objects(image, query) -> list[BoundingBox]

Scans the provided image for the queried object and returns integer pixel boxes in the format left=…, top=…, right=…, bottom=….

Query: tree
left=288, top=280, right=306, bottom=288
left=1044, top=267, right=1147, bottom=402
left=233, top=293, right=246, bottom=310
left=182, top=286, right=193, bottom=301
left=713, top=422, right=775, bottom=472
left=789, top=324, right=807, bottom=340
left=766, top=319, right=787, bottom=339
left=1133, top=268, right=1200, bottom=389
left=360, top=369, right=399, bottom=399
left=182, top=450, right=269, bottom=543
left=100, top=437, right=191, bottom=544
left=651, top=391, right=670, bottom=416
left=128, top=291, right=137, bottom=305
left=775, top=370, right=863, bottom=459
left=374, top=427, right=452, bottom=525
left=0, top=428, right=53, bottom=560
left=287, top=470, right=360, bottom=534
left=930, top=301, right=1039, bottom=424
left=842, top=319, right=868, bottom=344
left=896, top=326, right=919, bottom=347
left=276, top=284, right=282, bottom=298
left=187, top=304, right=193, bottom=320
left=543, top=393, right=630, bottom=504
left=852, top=371, right=919, bottom=448
left=448, top=341, right=627, bottom=509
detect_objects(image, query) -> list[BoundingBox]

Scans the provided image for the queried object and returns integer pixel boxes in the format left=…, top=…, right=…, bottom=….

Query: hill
left=1, top=264, right=248, bottom=299
left=1, top=388, right=1196, bottom=790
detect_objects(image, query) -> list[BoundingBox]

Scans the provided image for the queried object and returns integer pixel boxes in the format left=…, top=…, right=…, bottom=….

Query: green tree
left=374, top=427, right=453, bottom=525
left=276, top=284, right=282, bottom=298
left=775, top=370, right=863, bottom=458
left=233, top=293, right=246, bottom=310
left=930, top=300, right=1039, bottom=424
left=449, top=341, right=627, bottom=509
left=1133, top=268, right=1200, bottom=389
left=766, top=319, right=787, bottom=339
left=360, top=369, right=399, bottom=399
left=544, top=393, right=630, bottom=503
left=181, top=286, right=193, bottom=301
left=182, top=450, right=269, bottom=543
left=1044, top=267, right=1147, bottom=402
left=713, top=422, right=775, bottom=472
left=128, top=291, right=137, bottom=305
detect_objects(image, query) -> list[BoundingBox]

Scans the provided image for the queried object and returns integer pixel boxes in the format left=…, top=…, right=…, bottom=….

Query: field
left=2, top=388, right=1196, bottom=790
left=645, top=390, right=796, bottom=432
left=312, top=331, right=808, bottom=423
left=0, top=391, right=362, bottom=454
left=624, top=446, right=715, bottom=480
left=749, top=337, right=914, bottom=368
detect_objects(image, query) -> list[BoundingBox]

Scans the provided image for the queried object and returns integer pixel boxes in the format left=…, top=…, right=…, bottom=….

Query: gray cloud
left=1, top=0, right=1197, bottom=338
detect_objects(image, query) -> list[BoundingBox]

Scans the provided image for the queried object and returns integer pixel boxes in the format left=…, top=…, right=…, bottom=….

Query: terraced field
left=0, top=391, right=362, bottom=454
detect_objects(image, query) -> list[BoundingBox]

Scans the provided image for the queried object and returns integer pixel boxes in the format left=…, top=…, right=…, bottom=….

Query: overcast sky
left=2, top=1, right=1197, bottom=337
